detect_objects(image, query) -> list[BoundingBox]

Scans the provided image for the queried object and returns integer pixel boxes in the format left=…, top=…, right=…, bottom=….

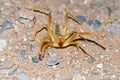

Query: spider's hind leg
left=70, top=42, right=95, bottom=60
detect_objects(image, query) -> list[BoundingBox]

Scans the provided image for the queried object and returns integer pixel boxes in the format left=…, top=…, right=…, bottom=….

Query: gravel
left=17, top=74, right=29, bottom=80
left=0, top=0, right=119, bottom=80
left=0, top=20, right=11, bottom=34
left=32, top=56, right=39, bottom=63
left=8, top=66, right=18, bottom=76
left=86, top=20, right=101, bottom=28
left=108, top=24, right=120, bottom=34
left=17, top=50, right=28, bottom=64
left=76, top=15, right=86, bottom=23
left=46, top=52, right=60, bottom=66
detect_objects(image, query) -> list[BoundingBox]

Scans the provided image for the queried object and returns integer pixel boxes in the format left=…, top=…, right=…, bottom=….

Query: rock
left=0, top=20, right=12, bottom=34
left=30, top=44, right=36, bottom=51
left=17, top=50, right=28, bottom=63
left=17, top=74, right=29, bottom=80
left=46, top=52, right=60, bottom=66
left=8, top=66, right=18, bottom=76
left=76, top=15, right=86, bottom=23
left=96, top=63, right=103, bottom=69
left=86, top=20, right=101, bottom=28
left=0, top=39, right=8, bottom=51
left=32, top=56, right=39, bottom=63
left=87, top=58, right=94, bottom=64
left=108, top=24, right=120, bottom=34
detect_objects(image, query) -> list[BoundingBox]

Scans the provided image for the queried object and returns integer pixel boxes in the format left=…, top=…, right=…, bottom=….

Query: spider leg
left=63, top=10, right=82, bottom=36
left=75, top=37, right=106, bottom=50
left=30, top=6, right=52, bottom=28
left=39, top=40, right=52, bottom=60
left=77, top=33, right=106, bottom=50
left=78, top=42, right=95, bottom=60
left=39, top=35, right=50, bottom=52
left=26, top=5, right=51, bottom=26
left=63, top=32, right=95, bottom=60
left=31, top=23, right=48, bottom=41
left=78, top=32, right=101, bottom=39
left=65, top=10, right=82, bottom=25
left=67, top=31, right=106, bottom=50
left=65, top=31, right=94, bottom=41
left=28, top=6, right=56, bottom=42
left=71, top=42, right=95, bottom=60
left=64, top=30, right=77, bottom=39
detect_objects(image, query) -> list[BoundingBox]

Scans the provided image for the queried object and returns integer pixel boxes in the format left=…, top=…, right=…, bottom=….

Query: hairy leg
left=77, top=33, right=106, bottom=50
left=39, top=40, right=52, bottom=60
left=66, top=31, right=106, bottom=50
left=31, top=24, right=48, bottom=41
left=63, top=10, right=82, bottom=36
left=70, top=42, right=95, bottom=60
left=28, top=6, right=56, bottom=43
left=39, top=36, right=50, bottom=52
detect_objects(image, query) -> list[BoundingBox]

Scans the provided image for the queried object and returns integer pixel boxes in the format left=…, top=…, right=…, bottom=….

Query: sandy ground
left=0, top=0, right=120, bottom=80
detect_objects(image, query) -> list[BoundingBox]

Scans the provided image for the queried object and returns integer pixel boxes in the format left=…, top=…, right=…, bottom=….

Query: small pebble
left=72, top=74, right=82, bottom=80
left=32, top=56, right=39, bottom=63
left=43, top=5, right=51, bottom=9
left=82, top=76, right=87, bottom=80
left=17, top=74, right=29, bottom=80
left=112, top=75, right=116, bottom=78
left=108, top=24, right=120, bottom=34
left=0, top=39, right=8, bottom=51
left=76, top=15, right=86, bottom=23
left=0, top=56, right=7, bottom=62
left=118, top=19, right=120, bottom=24
left=0, top=1, right=4, bottom=11
left=83, top=0, right=88, bottom=4
left=96, top=63, right=103, bottom=69
left=69, top=0, right=74, bottom=4
left=17, top=50, right=28, bottom=63
left=8, top=66, right=18, bottom=76
left=30, top=44, right=36, bottom=51
left=0, top=20, right=11, bottom=34
left=46, top=52, right=60, bottom=66
left=86, top=20, right=101, bottom=28
left=87, top=58, right=94, bottom=64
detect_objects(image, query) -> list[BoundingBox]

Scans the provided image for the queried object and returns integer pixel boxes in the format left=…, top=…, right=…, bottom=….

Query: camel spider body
left=29, top=6, right=105, bottom=60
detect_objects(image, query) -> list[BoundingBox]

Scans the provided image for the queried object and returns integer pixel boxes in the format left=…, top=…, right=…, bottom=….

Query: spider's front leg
left=31, top=23, right=48, bottom=41
left=39, top=38, right=52, bottom=60
left=63, top=10, right=82, bottom=36
left=32, top=6, right=52, bottom=27
left=32, top=6, right=57, bottom=42
left=26, top=6, right=55, bottom=42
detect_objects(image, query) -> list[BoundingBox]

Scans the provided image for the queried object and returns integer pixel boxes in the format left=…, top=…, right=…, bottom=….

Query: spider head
left=57, top=38, right=65, bottom=47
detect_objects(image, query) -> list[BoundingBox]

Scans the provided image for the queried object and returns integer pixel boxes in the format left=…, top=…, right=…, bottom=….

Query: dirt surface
left=0, top=0, right=120, bottom=80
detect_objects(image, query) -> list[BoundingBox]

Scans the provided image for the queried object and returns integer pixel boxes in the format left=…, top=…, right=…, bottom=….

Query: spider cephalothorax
left=28, top=6, right=105, bottom=60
